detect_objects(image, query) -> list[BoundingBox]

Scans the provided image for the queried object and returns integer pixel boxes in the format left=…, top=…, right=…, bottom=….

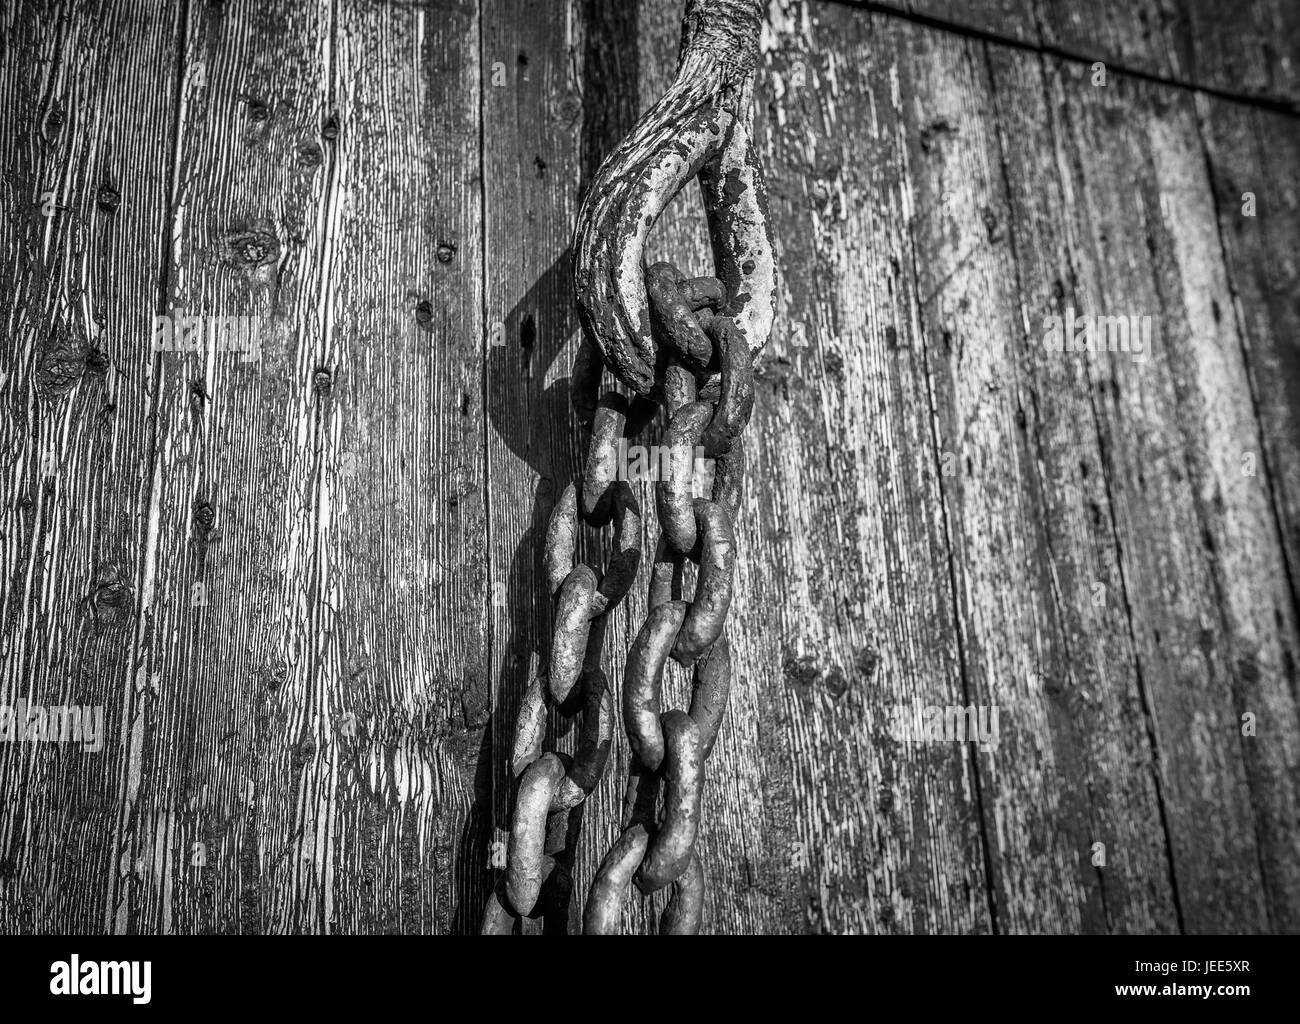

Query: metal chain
left=583, top=270, right=753, bottom=935
left=482, top=266, right=753, bottom=935
left=482, top=0, right=771, bottom=936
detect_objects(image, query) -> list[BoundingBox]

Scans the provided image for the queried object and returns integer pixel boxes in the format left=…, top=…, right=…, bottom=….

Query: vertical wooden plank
left=882, top=17, right=1179, bottom=932
left=111, top=0, right=332, bottom=934
left=982, top=46, right=1184, bottom=932
left=1197, top=101, right=1300, bottom=677
left=1054, top=63, right=1300, bottom=931
left=1192, top=97, right=1300, bottom=934
left=115, top=0, right=485, bottom=933
left=323, top=0, right=486, bottom=935
left=1195, top=102, right=1300, bottom=912
left=1143, top=92, right=1300, bottom=932
left=749, top=0, right=992, bottom=933
left=1197, top=104, right=1300, bottom=931
left=0, top=0, right=181, bottom=933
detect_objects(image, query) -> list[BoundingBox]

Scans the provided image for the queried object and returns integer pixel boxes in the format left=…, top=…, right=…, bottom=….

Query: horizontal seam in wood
left=823, top=0, right=1300, bottom=119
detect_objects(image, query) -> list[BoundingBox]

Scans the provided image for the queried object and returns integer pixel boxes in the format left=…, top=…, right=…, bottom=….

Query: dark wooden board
left=1197, top=94, right=1300, bottom=933
left=1177, top=0, right=1300, bottom=109
left=1048, top=57, right=1300, bottom=932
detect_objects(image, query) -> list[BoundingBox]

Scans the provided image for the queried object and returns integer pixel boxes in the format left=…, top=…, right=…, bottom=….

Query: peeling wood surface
left=1, top=0, right=1298, bottom=934
left=859, top=0, right=1300, bottom=110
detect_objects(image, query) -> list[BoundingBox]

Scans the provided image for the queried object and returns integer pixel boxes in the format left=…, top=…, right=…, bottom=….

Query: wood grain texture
left=1176, top=0, right=1300, bottom=109
left=2, top=0, right=1299, bottom=934
left=157, top=0, right=487, bottom=934
left=1197, top=100, right=1300, bottom=676
left=1049, top=61, right=1300, bottom=932
left=1039, top=0, right=1182, bottom=84
left=903, top=0, right=1038, bottom=44
left=852, top=0, right=1300, bottom=109
left=886, top=20, right=1178, bottom=933
left=752, top=1, right=992, bottom=934
left=0, top=0, right=184, bottom=934
left=1194, top=96, right=1300, bottom=933
left=479, top=0, right=806, bottom=936
left=1, top=0, right=488, bottom=933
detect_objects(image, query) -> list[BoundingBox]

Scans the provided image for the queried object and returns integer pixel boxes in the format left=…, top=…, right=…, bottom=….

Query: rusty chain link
left=483, top=269, right=754, bottom=936
left=582, top=288, right=752, bottom=934
left=482, top=0, right=771, bottom=936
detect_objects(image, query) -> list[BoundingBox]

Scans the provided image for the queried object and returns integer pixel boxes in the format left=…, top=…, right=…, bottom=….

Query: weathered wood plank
left=851, top=0, right=1300, bottom=109
left=1051, top=61, right=1300, bottom=932
left=110, top=0, right=486, bottom=933
left=0, top=0, right=182, bottom=934
left=1197, top=100, right=1300, bottom=678
left=882, top=17, right=1180, bottom=932
left=981, top=46, right=1190, bottom=933
left=1177, top=0, right=1300, bottom=109
left=1145, top=89, right=1300, bottom=934
left=106, top=0, right=341, bottom=934
left=1036, top=0, right=1180, bottom=85
left=744, top=1, right=994, bottom=933
left=1195, top=96, right=1300, bottom=933
left=905, top=0, right=1038, bottom=44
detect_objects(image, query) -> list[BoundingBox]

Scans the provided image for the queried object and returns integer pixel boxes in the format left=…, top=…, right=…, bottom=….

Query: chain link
left=483, top=0, right=769, bottom=936
left=483, top=263, right=754, bottom=935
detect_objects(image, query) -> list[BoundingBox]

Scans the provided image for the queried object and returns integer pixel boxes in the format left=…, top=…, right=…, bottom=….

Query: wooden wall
left=1, top=0, right=1297, bottom=933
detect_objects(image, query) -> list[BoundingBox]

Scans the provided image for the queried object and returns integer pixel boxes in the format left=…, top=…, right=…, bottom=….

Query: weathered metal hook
left=572, top=0, right=776, bottom=397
